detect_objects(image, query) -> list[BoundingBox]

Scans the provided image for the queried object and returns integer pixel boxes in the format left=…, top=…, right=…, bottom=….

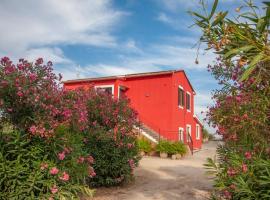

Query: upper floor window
left=196, top=124, right=200, bottom=140
left=186, top=92, right=191, bottom=111
left=95, top=85, right=114, bottom=95
left=178, top=86, right=184, bottom=108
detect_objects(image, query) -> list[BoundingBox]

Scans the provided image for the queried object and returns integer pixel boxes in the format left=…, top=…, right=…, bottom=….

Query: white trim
left=186, top=124, right=191, bottom=142
left=133, top=126, right=158, bottom=143
left=186, top=91, right=191, bottom=112
left=196, top=124, right=200, bottom=140
left=178, top=127, right=184, bottom=142
left=95, top=85, right=114, bottom=95
left=193, top=114, right=203, bottom=126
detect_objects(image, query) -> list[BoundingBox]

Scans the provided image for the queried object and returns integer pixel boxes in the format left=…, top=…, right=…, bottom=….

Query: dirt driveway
left=92, top=141, right=218, bottom=200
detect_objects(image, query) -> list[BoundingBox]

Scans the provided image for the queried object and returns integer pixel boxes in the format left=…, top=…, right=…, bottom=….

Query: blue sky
left=0, top=0, right=264, bottom=131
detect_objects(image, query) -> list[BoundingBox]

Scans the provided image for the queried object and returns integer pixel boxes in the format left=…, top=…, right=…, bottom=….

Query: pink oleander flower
left=242, top=163, right=248, bottom=173
left=245, top=151, right=252, bottom=160
left=223, top=190, right=232, bottom=199
left=40, top=162, right=48, bottom=170
left=88, top=166, right=96, bottom=177
left=29, top=125, right=37, bottom=134
left=29, top=73, right=37, bottom=81
left=77, top=156, right=85, bottom=164
left=59, top=171, right=70, bottom=182
left=227, top=168, right=237, bottom=177
left=86, top=155, right=94, bottom=164
left=50, top=167, right=59, bottom=175
left=58, top=151, right=66, bottom=161
left=50, top=185, right=58, bottom=194
left=17, top=91, right=23, bottom=97
left=128, top=159, right=135, bottom=169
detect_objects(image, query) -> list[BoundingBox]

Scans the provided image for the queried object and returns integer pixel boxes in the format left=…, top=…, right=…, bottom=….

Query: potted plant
left=156, top=140, right=171, bottom=158
left=137, top=138, right=152, bottom=156
left=172, top=142, right=187, bottom=159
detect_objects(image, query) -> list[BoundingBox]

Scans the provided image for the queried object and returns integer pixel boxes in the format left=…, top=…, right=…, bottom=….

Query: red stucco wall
left=63, top=71, right=202, bottom=149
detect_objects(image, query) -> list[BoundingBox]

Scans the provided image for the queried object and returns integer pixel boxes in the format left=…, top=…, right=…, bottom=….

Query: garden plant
left=191, top=0, right=270, bottom=199
left=0, top=57, right=140, bottom=199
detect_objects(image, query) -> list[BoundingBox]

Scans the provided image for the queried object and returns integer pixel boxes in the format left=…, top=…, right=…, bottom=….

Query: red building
left=63, top=70, right=203, bottom=150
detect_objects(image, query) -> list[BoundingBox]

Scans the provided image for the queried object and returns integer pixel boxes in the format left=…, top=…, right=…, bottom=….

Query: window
left=178, top=127, right=184, bottom=142
left=186, top=125, right=191, bottom=142
left=186, top=92, right=191, bottom=111
left=95, top=85, right=114, bottom=95
left=178, top=86, right=184, bottom=108
left=196, top=124, right=200, bottom=140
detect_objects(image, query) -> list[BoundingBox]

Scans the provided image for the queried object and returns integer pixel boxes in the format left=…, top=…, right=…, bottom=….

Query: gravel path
left=91, top=141, right=218, bottom=200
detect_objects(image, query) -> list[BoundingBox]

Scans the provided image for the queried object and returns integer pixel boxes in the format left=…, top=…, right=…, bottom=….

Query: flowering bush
left=0, top=130, right=93, bottom=200
left=83, top=92, right=140, bottom=187
left=191, top=0, right=270, bottom=199
left=0, top=58, right=94, bottom=199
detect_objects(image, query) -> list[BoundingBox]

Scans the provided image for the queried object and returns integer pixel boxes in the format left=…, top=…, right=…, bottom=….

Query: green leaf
left=240, top=53, right=264, bottom=81
left=224, top=45, right=254, bottom=58
left=257, top=18, right=267, bottom=33
left=209, top=0, right=219, bottom=19
left=189, top=11, right=208, bottom=21
left=212, top=11, right=228, bottom=26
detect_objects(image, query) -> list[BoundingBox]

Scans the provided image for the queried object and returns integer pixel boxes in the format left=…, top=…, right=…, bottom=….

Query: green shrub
left=84, top=128, right=140, bottom=187
left=205, top=145, right=270, bottom=200
left=171, top=142, right=187, bottom=156
left=156, top=140, right=174, bottom=154
left=137, top=139, right=152, bottom=153
left=157, top=140, right=188, bottom=155
left=0, top=130, right=93, bottom=200
left=83, top=93, right=140, bottom=187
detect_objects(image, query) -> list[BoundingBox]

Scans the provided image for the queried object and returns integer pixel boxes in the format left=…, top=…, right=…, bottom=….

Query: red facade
left=63, top=70, right=203, bottom=149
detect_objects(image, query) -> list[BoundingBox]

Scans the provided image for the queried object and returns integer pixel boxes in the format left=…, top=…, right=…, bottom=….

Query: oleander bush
left=191, top=0, right=270, bottom=199
left=0, top=56, right=141, bottom=197
left=0, top=57, right=94, bottom=199
left=83, top=92, right=140, bottom=187
left=137, top=138, right=152, bottom=153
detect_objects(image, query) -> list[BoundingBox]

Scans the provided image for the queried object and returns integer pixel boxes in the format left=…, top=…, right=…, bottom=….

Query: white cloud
left=24, top=47, right=72, bottom=64
left=0, top=0, right=125, bottom=57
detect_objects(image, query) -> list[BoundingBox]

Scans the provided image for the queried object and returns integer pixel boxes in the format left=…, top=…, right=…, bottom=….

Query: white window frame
left=178, top=85, right=184, bottom=109
left=95, top=85, right=114, bottom=96
left=178, top=127, right=184, bottom=142
left=186, top=124, right=191, bottom=142
left=196, top=124, right=200, bottom=140
left=186, top=91, right=191, bottom=112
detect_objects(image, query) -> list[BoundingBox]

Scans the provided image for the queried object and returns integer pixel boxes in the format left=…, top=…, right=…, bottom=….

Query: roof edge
left=63, top=69, right=183, bottom=84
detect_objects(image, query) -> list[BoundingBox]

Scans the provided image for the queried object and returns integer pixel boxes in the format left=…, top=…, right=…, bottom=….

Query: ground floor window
left=186, top=125, right=191, bottom=142
left=178, top=127, right=184, bottom=142
left=196, top=124, right=200, bottom=140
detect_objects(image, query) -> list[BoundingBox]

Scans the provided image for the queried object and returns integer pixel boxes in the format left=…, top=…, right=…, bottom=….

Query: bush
left=191, top=1, right=270, bottom=199
left=0, top=130, right=93, bottom=200
left=0, top=58, right=94, bottom=199
left=84, top=128, right=139, bottom=187
left=205, top=145, right=270, bottom=200
left=156, top=140, right=187, bottom=155
left=156, top=140, right=172, bottom=154
left=171, top=142, right=187, bottom=156
left=137, top=139, right=152, bottom=153
left=83, top=92, right=140, bottom=187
